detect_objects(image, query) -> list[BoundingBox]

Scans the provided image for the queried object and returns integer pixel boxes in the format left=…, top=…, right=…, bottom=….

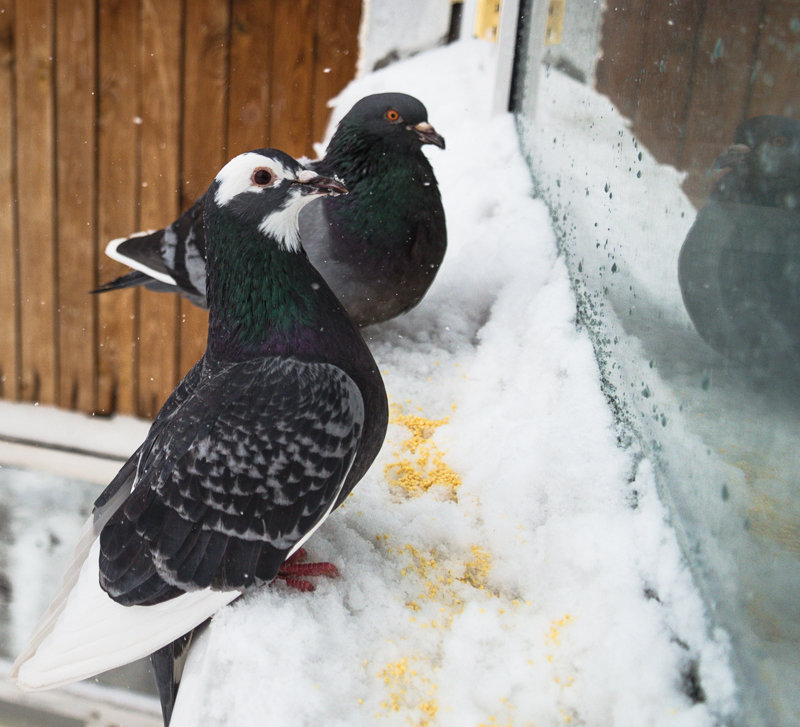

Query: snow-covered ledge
left=0, top=400, right=147, bottom=485
left=170, top=39, right=736, bottom=726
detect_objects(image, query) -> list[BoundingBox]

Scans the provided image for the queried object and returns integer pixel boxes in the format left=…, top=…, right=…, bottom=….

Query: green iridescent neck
left=205, top=208, right=316, bottom=358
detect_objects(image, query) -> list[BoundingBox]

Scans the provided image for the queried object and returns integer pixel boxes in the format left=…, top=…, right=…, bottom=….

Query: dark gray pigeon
left=12, top=149, right=389, bottom=725
left=94, top=92, right=447, bottom=326
left=678, top=116, right=800, bottom=374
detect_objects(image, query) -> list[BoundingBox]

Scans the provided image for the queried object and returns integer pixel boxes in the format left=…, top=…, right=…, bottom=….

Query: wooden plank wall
left=596, top=0, right=799, bottom=204
left=0, top=0, right=361, bottom=419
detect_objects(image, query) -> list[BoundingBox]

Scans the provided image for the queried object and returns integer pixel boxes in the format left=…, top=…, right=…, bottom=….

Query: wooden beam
left=136, top=0, right=183, bottom=418
left=270, top=0, right=316, bottom=158
left=311, top=0, right=362, bottom=145
left=0, top=0, right=18, bottom=401
left=595, top=0, right=649, bottom=122
left=96, top=0, right=141, bottom=415
left=227, top=0, right=273, bottom=157
left=748, top=0, right=800, bottom=117
left=15, top=0, right=57, bottom=405
left=56, top=0, right=98, bottom=413
left=178, top=0, right=230, bottom=377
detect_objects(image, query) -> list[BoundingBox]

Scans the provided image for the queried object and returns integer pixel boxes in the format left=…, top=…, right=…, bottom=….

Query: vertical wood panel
left=227, top=0, right=273, bottom=157
left=56, top=0, right=98, bottom=413
left=178, top=0, right=230, bottom=376
left=633, top=0, right=705, bottom=166
left=137, top=0, right=182, bottom=418
left=269, top=0, right=316, bottom=158
left=748, top=0, right=800, bottom=117
left=0, top=0, right=17, bottom=401
left=311, top=1, right=362, bottom=145
left=96, top=0, right=140, bottom=415
left=595, top=0, right=649, bottom=121
left=680, top=2, right=763, bottom=200
left=15, top=0, right=57, bottom=405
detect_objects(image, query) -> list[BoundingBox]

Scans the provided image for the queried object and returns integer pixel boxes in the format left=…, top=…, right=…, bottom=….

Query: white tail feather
left=12, top=537, right=238, bottom=691
left=105, top=231, right=177, bottom=286
left=11, top=479, right=131, bottom=674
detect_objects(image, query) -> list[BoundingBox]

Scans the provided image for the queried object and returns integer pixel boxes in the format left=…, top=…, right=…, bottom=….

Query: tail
left=151, top=627, right=204, bottom=726
left=95, top=229, right=181, bottom=295
left=96, top=222, right=209, bottom=308
left=92, top=269, right=208, bottom=308
left=91, top=269, right=168, bottom=294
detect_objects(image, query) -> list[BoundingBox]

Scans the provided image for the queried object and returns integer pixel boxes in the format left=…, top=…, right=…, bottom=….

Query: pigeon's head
left=209, top=148, right=347, bottom=251
left=715, top=116, right=800, bottom=185
left=335, top=92, right=445, bottom=151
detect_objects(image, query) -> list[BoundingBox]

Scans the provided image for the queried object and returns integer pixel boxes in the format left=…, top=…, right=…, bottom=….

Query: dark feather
left=151, top=630, right=198, bottom=727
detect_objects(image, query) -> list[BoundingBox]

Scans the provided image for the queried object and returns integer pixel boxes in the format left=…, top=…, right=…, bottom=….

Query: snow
left=2, top=38, right=739, bottom=726
left=170, top=40, right=737, bottom=726
left=0, top=399, right=146, bottom=484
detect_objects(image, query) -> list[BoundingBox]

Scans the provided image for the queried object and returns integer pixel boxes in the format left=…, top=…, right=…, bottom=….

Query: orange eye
left=772, top=135, right=788, bottom=147
left=385, top=108, right=401, bottom=123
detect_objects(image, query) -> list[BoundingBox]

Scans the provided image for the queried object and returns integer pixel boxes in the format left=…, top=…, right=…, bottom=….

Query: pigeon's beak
left=713, top=142, right=750, bottom=171
left=294, top=170, right=348, bottom=197
left=412, top=121, right=446, bottom=149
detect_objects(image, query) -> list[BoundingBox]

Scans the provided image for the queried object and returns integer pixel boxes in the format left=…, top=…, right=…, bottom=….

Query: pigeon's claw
left=274, top=549, right=340, bottom=592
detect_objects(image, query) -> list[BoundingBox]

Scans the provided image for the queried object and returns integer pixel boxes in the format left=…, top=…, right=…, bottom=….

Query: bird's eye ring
left=385, top=108, right=402, bottom=123
left=252, top=168, right=274, bottom=186
left=772, top=135, right=788, bottom=147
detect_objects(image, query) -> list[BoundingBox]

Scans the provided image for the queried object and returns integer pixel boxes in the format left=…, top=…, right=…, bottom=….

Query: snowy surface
left=0, top=400, right=146, bottom=484
left=0, top=39, right=739, bottom=726
left=170, top=40, right=737, bottom=726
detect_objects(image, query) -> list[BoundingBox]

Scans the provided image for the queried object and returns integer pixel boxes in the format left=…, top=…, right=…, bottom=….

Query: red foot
left=274, top=548, right=340, bottom=592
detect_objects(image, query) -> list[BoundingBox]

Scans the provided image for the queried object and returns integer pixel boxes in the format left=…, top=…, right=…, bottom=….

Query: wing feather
left=101, top=357, right=364, bottom=603
left=13, top=356, right=364, bottom=691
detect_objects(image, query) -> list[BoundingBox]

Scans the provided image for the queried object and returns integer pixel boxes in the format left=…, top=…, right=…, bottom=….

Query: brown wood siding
left=0, top=1, right=17, bottom=402
left=0, top=0, right=361, bottom=419
left=56, top=0, right=98, bottom=413
left=596, top=0, right=799, bottom=204
left=16, top=0, right=57, bottom=406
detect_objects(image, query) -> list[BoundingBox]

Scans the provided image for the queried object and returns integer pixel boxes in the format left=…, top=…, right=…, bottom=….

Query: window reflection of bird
left=678, top=116, right=800, bottom=377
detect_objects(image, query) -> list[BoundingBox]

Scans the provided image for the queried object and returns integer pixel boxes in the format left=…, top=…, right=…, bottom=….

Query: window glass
left=512, top=3, right=800, bottom=725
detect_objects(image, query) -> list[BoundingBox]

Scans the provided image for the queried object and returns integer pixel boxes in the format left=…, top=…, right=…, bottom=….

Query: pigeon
left=12, top=149, right=389, bottom=725
left=94, top=92, right=447, bottom=326
left=707, top=115, right=800, bottom=209
left=678, top=115, right=800, bottom=375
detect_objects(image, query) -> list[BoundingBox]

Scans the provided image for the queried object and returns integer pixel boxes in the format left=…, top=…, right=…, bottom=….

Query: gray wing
left=298, top=200, right=387, bottom=326
left=98, top=356, right=364, bottom=606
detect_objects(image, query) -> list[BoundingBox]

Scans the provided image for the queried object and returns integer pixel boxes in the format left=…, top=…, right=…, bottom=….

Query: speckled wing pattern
left=98, top=355, right=364, bottom=607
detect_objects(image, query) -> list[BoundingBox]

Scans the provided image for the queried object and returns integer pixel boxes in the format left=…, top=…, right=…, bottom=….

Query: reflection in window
left=512, top=2, right=800, bottom=726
